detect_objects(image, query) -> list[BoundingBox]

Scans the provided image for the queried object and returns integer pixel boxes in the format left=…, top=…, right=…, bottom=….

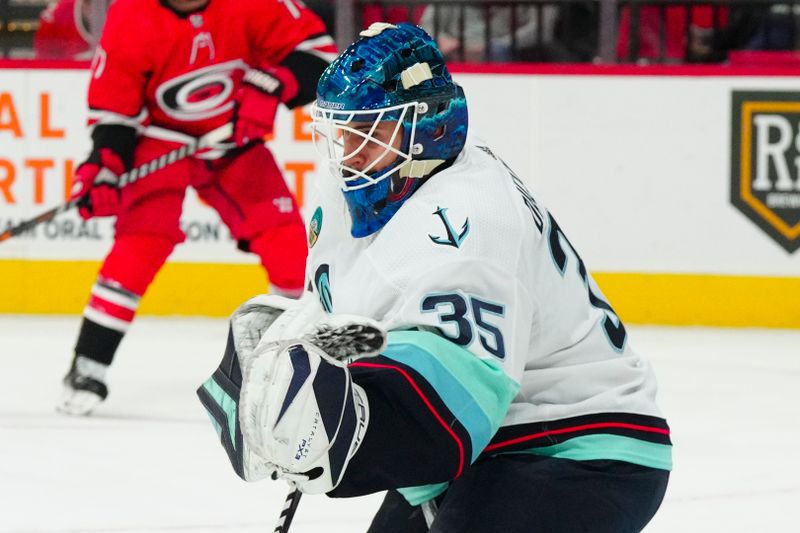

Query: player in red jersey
left=58, top=0, right=336, bottom=416
left=34, top=0, right=94, bottom=60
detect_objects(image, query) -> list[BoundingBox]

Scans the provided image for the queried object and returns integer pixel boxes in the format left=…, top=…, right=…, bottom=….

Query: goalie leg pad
left=240, top=340, right=369, bottom=494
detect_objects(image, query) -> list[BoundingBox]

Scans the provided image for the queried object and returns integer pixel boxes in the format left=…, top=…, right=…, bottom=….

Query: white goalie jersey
left=305, top=138, right=672, bottom=483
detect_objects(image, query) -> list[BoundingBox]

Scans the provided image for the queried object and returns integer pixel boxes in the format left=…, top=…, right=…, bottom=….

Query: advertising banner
left=2, top=67, right=798, bottom=326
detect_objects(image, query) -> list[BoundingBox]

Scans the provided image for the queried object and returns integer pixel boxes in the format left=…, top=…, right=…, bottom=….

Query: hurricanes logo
left=155, top=60, right=246, bottom=121
left=308, top=207, right=323, bottom=248
left=731, top=91, right=800, bottom=253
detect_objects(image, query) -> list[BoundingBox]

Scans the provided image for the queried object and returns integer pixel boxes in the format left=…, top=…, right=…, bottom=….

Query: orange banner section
left=0, top=91, right=66, bottom=138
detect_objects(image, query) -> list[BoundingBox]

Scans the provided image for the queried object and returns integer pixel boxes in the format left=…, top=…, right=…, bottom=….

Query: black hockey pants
left=366, top=454, right=669, bottom=533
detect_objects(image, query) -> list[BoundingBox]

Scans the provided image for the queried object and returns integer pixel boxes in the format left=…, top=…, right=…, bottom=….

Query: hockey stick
left=273, top=489, right=302, bottom=533
left=0, top=123, right=233, bottom=244
left=421, top=500, right=438, bottom=529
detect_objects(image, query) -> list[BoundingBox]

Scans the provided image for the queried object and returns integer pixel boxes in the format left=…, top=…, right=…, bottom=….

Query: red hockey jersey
left=88, top=0, right=334, bottom=137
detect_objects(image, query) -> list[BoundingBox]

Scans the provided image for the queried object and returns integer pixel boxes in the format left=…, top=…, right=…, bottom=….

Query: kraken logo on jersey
left=309, top=207, right=323, bottom=248
left=731, top=90, right=800, bottom=253
left=314, top=264, right=333, bottom=313
left=428, top=206, right=470, bottom=248
left=155, top=59, right=247, bottom=121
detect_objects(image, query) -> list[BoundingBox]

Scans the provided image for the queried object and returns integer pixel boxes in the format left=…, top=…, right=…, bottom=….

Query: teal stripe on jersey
left=397, top=482, right=449, bottom=506
left=384, top=331, right=519, bottom=462
left=201, top=377, right=238, bottom=450
left=507, top=434, right=673, bottom=471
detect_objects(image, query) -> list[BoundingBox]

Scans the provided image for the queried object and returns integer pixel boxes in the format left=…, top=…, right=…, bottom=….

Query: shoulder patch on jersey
left=428, top=206, right=470, bottom=248
left=309, top=206, right=323, bottom=248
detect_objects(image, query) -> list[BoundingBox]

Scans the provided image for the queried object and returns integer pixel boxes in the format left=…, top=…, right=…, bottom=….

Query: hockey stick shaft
left=117, top=123, right=233, bottom=187
left=0, top=198, right=80, bottom=243
left=0, top=123, right=233, bottom=244
left=421, top=499, right=438, bottom=529
left=273, top=489, right=302, bottom=532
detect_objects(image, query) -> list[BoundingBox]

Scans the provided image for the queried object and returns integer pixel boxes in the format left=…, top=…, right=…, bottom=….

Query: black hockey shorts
left=367, top=454, right=669, bottom=533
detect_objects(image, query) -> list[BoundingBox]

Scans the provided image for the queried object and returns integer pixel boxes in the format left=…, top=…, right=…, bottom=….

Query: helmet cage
left=311, top=101, right=421, bottom=192
left=310, top=22, right=468, bottom=237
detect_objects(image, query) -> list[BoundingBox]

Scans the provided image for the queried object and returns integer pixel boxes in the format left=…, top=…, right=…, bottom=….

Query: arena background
left=0, top=63, right=798, bottom=327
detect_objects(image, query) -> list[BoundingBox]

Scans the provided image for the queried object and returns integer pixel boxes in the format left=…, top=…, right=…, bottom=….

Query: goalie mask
left=312, top=23, right=468, bottom=237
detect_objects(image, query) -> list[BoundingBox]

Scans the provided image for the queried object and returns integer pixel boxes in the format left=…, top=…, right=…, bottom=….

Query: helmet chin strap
left=398, top=159, right=446, bottom=179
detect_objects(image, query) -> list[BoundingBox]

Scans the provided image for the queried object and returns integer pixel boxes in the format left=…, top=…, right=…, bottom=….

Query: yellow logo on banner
left=731, top=91, right=800, bottom=253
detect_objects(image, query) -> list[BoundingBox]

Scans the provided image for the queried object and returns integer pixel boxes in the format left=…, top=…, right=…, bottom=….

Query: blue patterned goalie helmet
left=312, top=22, right=468, bottom=237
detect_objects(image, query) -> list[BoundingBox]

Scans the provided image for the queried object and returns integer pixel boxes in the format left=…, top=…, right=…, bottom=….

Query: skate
left=57, top=355, right=109, bottom=416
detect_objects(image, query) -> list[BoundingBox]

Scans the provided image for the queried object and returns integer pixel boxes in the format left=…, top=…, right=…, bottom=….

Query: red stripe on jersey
left=483, top=422, right=671, bottom=452
left=350, top=361, right=466, bottom=479
left=87, top=294, right=136, bottom=323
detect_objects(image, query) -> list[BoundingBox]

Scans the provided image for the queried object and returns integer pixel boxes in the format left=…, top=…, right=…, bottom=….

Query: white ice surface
left=1, top=316, right=798, bottom=532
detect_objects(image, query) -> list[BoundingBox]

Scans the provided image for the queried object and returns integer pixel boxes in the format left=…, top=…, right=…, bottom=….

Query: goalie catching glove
left=197, top=293, right=386, bottom=493
left=239, top=339, right=370, bottom=493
